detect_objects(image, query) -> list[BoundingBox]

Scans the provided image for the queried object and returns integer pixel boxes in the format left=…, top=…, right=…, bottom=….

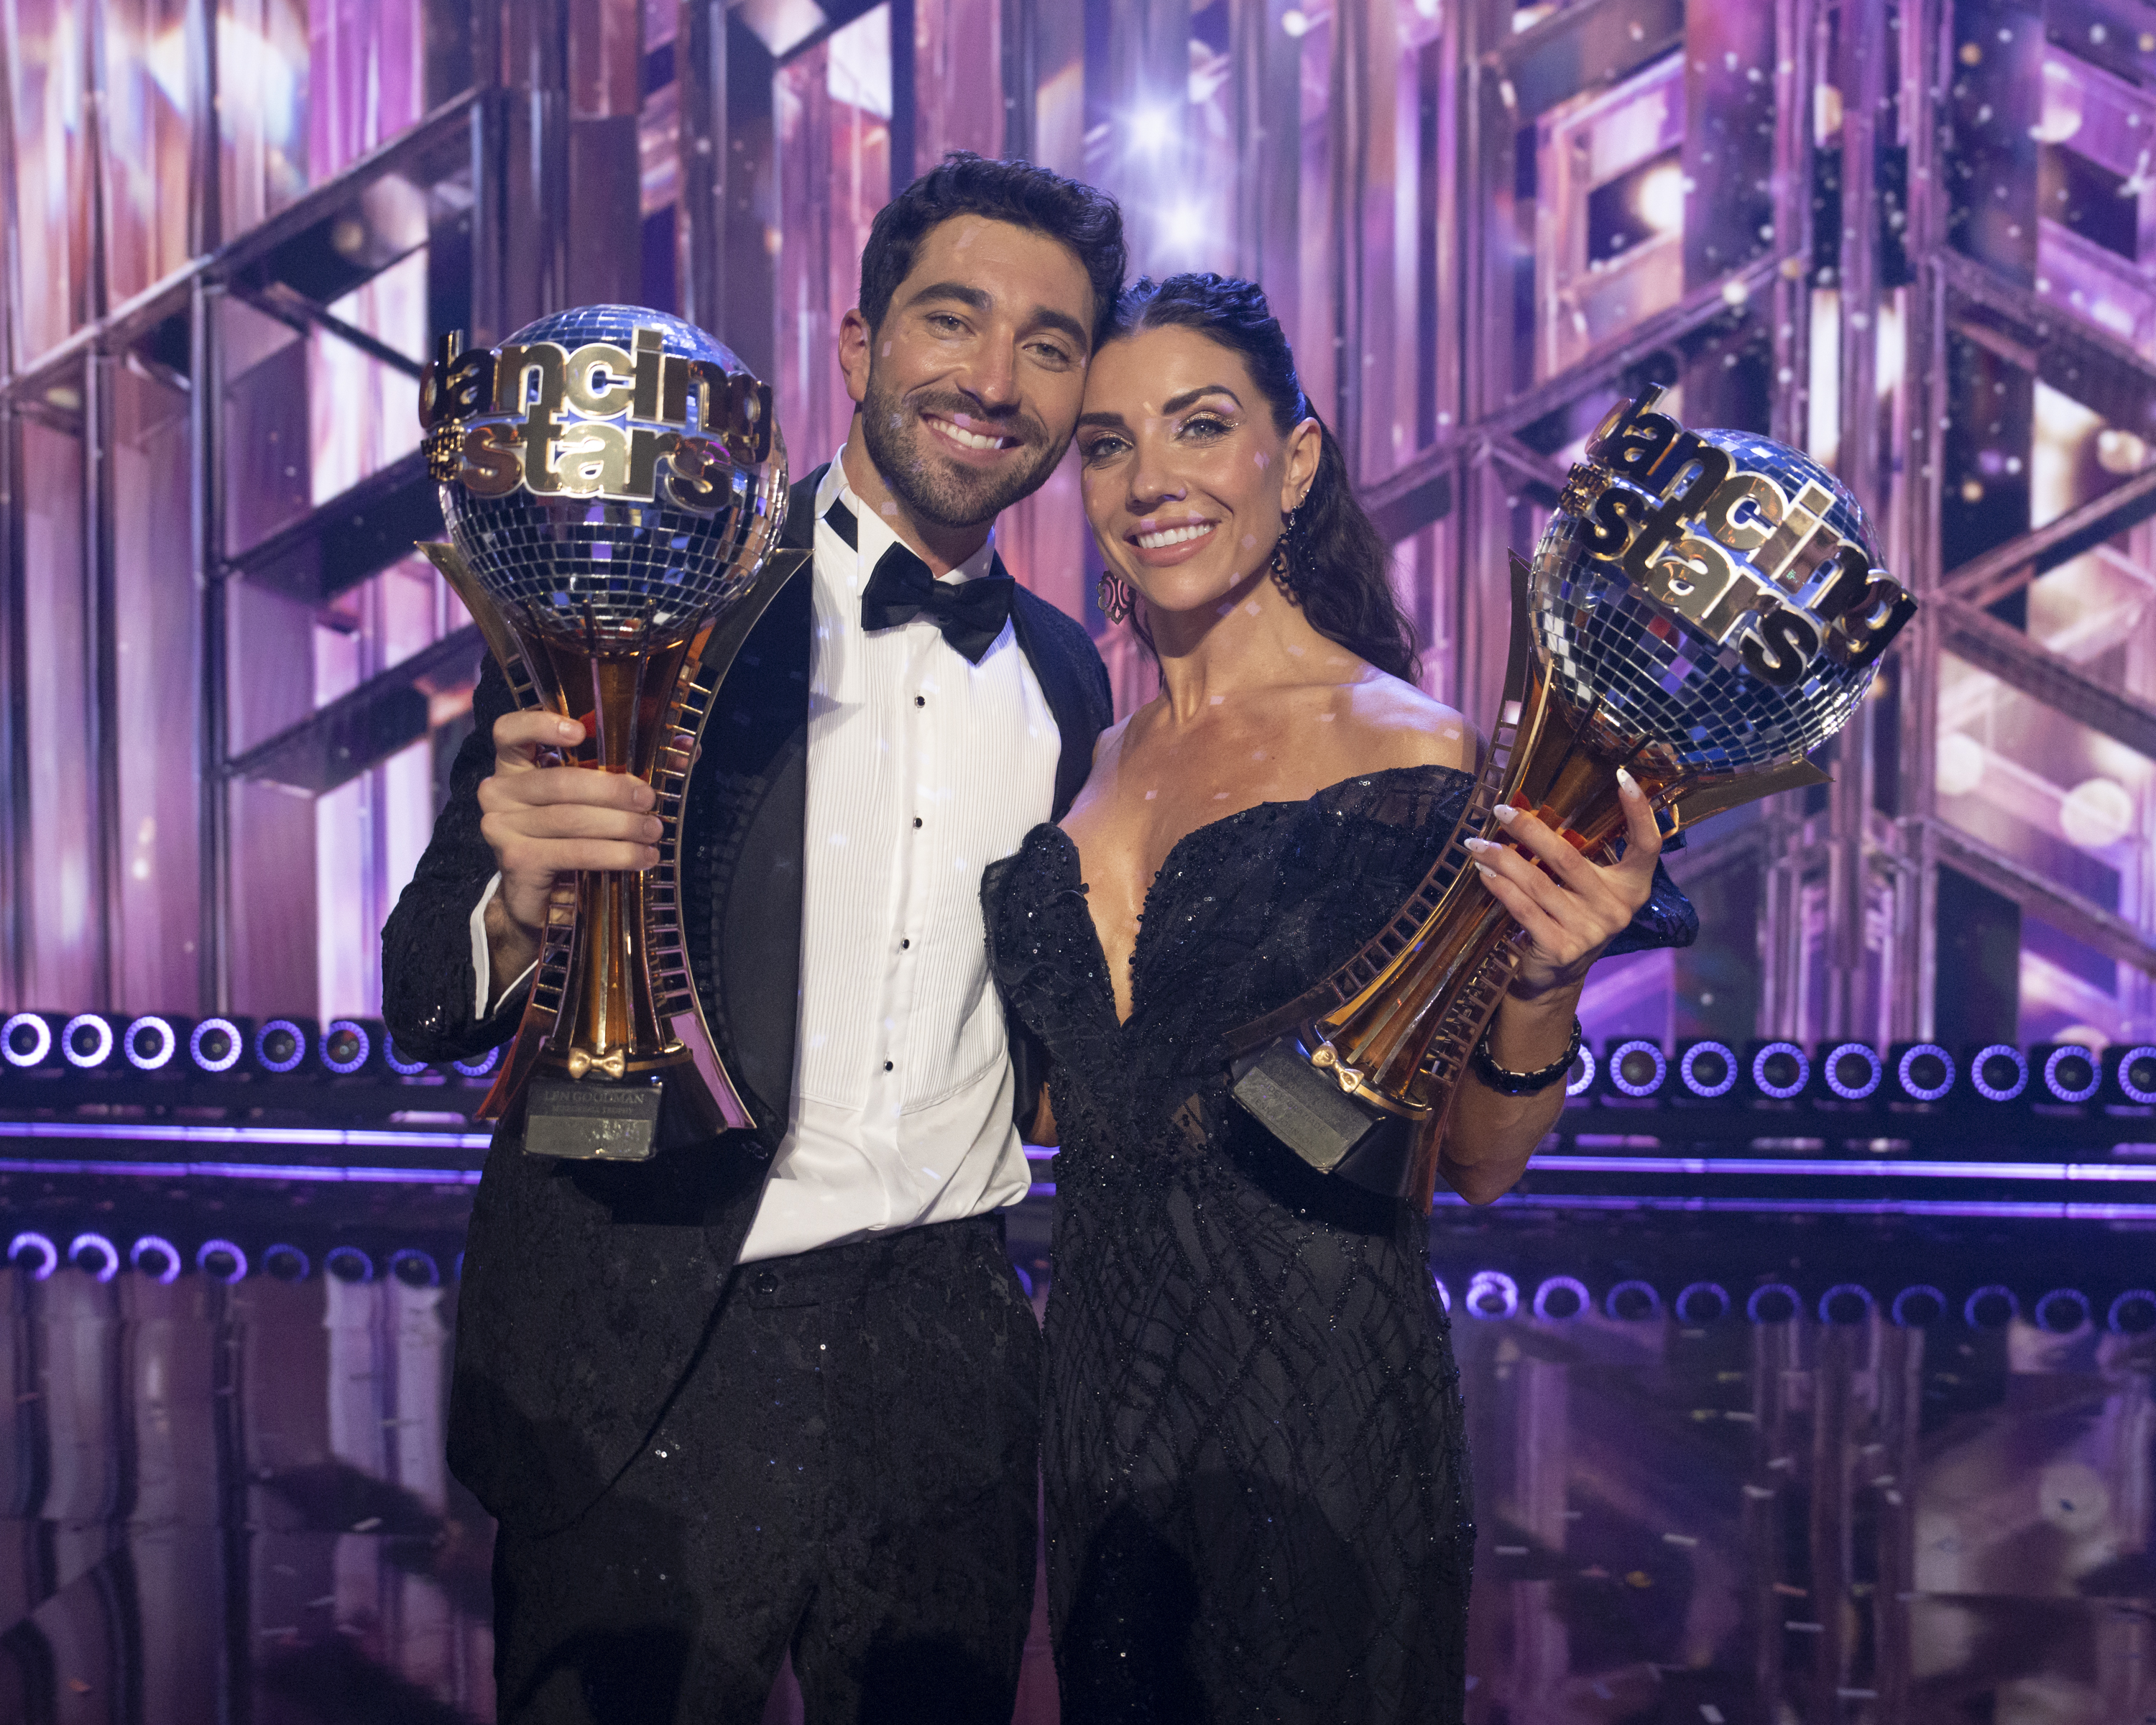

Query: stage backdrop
left=1, top=1, right=2152, bottom=1136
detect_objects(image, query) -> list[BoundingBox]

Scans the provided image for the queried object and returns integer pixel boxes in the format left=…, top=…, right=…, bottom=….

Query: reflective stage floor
left=0, top=1177, right=2150, bottom=1724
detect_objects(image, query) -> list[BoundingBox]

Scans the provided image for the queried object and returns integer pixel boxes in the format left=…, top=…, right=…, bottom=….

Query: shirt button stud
left=900, top=938, right=911, bottom=949
left=883, top=1060, right=894, bottom=1071
left=915, top=695, right=926, bottom=707
left=913, top=816, right=922, bottom=828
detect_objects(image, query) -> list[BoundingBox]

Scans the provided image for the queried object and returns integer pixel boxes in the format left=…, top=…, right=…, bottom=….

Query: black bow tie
left=829, top=498, right=1015, bottom=664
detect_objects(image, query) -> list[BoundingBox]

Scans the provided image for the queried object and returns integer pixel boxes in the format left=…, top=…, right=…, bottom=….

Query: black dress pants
left=491, top=1213, right=1042, bottom=1724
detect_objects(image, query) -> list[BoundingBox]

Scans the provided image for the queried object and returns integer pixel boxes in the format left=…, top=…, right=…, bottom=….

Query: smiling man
left=382, top=155, right=1123, bottom=1724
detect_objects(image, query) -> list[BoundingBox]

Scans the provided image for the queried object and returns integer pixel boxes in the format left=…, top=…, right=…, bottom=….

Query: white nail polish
left=1462, top=835, right=1492, bottom=854
left=1616, top=767, right=1639, bottom=796
left=1492, top=804, right=1518, bottom=824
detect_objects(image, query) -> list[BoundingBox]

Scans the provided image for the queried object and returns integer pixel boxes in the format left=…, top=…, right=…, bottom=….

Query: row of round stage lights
left=1432, top=1271, right=2156, bottom=1335
left=0, top=1013, right=499, bottom=1084
left=3, top=1230, right=459, bottom=1287
left=1561, top=1036, right=2156, bottom=1108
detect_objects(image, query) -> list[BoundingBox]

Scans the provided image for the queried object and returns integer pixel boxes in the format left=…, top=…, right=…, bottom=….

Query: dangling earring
left=1270, top=503, right=1302, bottom=606
left=1097, top=571, right=1133, bottom=625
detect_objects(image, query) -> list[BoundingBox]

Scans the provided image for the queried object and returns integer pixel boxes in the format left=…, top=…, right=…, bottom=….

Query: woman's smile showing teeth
left=1128, top=518, right=1219, bottom=565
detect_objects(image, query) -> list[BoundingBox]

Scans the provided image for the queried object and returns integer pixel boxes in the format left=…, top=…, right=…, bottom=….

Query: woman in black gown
left=982, top=275, right=1695, bottom=1723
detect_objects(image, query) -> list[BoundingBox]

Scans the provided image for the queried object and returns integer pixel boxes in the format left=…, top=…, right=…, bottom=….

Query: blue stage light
left=196, top=1240, right=247, bottom=1284
left=382, top=1034, right=431, bottom=1077
left=262, top=1244, right=310, bottom=1282
left=1963, top=1284, right=2019, bottom=1327
left=189, top=1017, right=246, bottom=1073
left=389, top=1248, right=441, bottom=1288
left=1564, top=1045, right=1597, bottom=1097
left=1, top=1012, right=55, bottom=1069
left=320, top=1018, right=372, bottom=1075
left=2037, top=1044, right=2100, bottom=1105
left=68, top=1232, right=119, bottom=1282
left=1605, top=1279, right=1661, bottom=1320
left=452, top=1046, right=501, bottom=1079
left=325, top=1246, right=374, bottom=1284
left=1818, top=1283, right=1875, bottom=1325
left=1605, top=1038, right=1667, bottom=1098
left=1531, top=1275, right=1588, bottom=1320
left=60, top=1013, right=117, bottom=1070
left=1748, top=1041, right=1809, bottom=1100
left=6, top=1231, right=56, bottom=1279
left=1892, top=1042, right=1955, bottom=1103
left=2108, top=1290, right=2156, bottom=1334
left=2034, top=1288, right=2090, bottom=1333
left=2112, top=1045, right=2156, bottom=1106
left=253, top=1018, right=310, bottom=1075
left=1747, top=1284, right=1800, bottom=1323
left=1465, top=1270, right=1518, bottom=1319
left=122, top=1016, right=180, bottom=1071
left=1677, top=1039, right=1738, bottom=1099
left=1891, top=1285, right=1945, bottom=1327
left=1674, top=1282, right=1730, bottom=1322
left=1969, top=1044, right=2027, bottom=1103
left=1820, top=1041, right=1882, bottom=1101
left=129, top=1236, right=180, bottom=1284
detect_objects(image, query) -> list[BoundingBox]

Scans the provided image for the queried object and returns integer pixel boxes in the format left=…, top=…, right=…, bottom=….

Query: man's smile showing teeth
left=1134, top=522, right=1216, bottom=549
left=926, top=415, right=1015, bottom=451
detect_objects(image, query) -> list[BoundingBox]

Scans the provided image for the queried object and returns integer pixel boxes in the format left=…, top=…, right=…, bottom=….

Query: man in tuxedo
left=382, top=154, right=1122, bottom=1724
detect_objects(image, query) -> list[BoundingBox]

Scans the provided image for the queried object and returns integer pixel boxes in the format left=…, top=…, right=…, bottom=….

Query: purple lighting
left=68, top=1232, right=119, bottom=1282
left=1747, top=1284, right=1800, bottom=1322
left=6, top=1232, right=56, bottom=1279
left=383, top=1034, right=431, bottom=1077
left=254, top=1020, right=307, bottom=1075
left=1608, top=1039, right=1666, bottom=1098
left=1466, top=1270, right=1519, bottom=1319
left=453, top=1046, right=501, bottom=1078
left=2035, top=1287, right=2091, bottom=1333
left=61, top=1014, right=114, bottom=1069
left=2118, top=1047, right=2156, bottom=1107
left=1891, top=1285, right=1945, bottom=1326
left=1895, top=1043, right=1955, bottom=1103
left=1, top=1014, right=51, bottom=1069
left=1532, top=1275, right=1590, bottom=1320
left=196, top=1240, right=248, bottom=1284
left=1565, top=1046, right=1598, bottom=1097
left=1821, top=1042, right=1882, bottom=1101
left=1818, top=1283, right=1875, bottom=1325
left=2041, top=1046, right=2100, bottom=1105
left=123, top=1016, right=178, bottom=1071
left=1605, top=1279, right=1662, bottom=1320
left=321, top=1019, right=372, bottom=1075
left=190, top=1018, right=244, bottom=1073
left=1971, top=1044, right=2028, bottom=1103
left=1675, top=1282, right=1731, bottom=1322
left=129, top=1235, right=181, bottom=1285
left=1751, top=1041, right=1809, bottom=1100
left=1964, top=1284, right=2019, bottom=1328
left=1680, top=1041, right=1738, bottom=1099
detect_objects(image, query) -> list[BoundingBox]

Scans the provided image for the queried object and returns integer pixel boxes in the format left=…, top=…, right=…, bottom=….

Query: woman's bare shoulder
left=1327, top=671, right=1478, bottom=773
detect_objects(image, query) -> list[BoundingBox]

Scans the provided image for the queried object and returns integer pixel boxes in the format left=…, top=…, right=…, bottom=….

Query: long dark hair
left=1107, top=274, right=1419, bottom=683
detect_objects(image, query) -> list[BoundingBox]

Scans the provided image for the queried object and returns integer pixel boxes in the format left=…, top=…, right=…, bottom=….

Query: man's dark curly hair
left=860, top=152, right=1127, bottom=349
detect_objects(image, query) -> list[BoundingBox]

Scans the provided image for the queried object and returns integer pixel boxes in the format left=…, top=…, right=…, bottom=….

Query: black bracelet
left=1471, top=1015, right=1583, bottom=1097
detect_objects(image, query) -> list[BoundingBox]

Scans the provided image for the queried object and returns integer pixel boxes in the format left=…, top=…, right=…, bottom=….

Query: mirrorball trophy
left=415, top=305, right=803, bottom=1160
left=1229, top=385, right=1918, bottom=1202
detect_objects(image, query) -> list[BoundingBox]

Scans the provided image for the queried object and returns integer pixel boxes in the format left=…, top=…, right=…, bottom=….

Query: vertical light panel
left=19, top=402, right=99, bottom=1008
left=96, top=0, right=198, bottom=304
left=3, top=0, right=96, bottom=362
left=110, top=354, right=202, bottom=1013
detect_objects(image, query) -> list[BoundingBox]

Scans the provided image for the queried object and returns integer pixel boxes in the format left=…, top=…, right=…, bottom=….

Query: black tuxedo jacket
left=380, top=465, right=1112, bottom=1535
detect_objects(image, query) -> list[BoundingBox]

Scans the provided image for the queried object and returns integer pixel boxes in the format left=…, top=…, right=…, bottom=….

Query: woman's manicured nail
left=557, top=719, right=580, bottom=740
left=1473, top=862, right=1496, bottom=880
left=1463, top=835, right=1493, bottom=854
left=1491, top=804, right=1519, bottom=824
left=1616, top=767, right=1640, bottom=799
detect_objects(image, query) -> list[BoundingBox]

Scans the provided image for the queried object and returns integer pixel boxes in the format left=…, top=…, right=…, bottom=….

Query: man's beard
left=857, top=372, right=1066, bottom=530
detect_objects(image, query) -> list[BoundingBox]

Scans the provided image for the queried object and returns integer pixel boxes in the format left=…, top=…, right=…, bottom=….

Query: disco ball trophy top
left=1228, top=385, right=1919, bottom=1200
left=415, top=305, right=803, bottom=1160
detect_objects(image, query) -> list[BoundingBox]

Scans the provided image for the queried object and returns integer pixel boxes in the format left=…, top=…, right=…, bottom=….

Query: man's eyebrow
left=1161, top=385, right=1242, bottom=415
left=904, top=281, right=993, bottom=315
left=1026, top=306, right=1090, bottom=350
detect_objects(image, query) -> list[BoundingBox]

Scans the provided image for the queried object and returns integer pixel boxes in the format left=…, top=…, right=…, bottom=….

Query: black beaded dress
left=982, top=764, right=1695, bottom=1724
